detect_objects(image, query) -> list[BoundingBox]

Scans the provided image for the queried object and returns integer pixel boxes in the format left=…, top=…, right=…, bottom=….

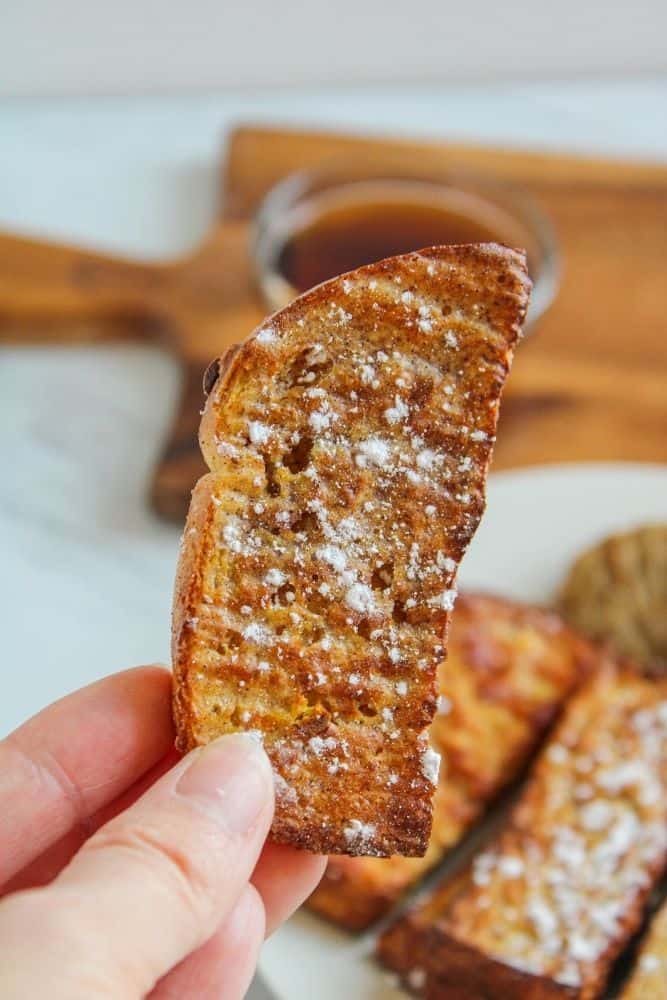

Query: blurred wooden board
left=0, top=125, right=665, bottom=521
left=224, top=127, right=667, bottom=481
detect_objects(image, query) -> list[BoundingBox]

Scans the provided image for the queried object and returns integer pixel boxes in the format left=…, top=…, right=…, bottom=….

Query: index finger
left=0, top=666, right=173, bottom=886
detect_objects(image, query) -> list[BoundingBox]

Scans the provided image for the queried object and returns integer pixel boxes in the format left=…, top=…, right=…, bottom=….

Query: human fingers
left=151, top=884, right=265, bottom=1000
left=0, top=666, right=173, bottom=886
left=3, top=748, right=181, bottom=895
left=151, top=841, right=326, bottom=997
left=0, top=734, right=274, bottom=999
left=6, top=772, right=324, bottom=941
left=251, top=841, right=326, bottom=936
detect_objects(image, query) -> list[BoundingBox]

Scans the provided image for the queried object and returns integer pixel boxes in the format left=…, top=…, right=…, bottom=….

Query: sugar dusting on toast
left=379, top=667, right=667, bottom=997
left=172, top=244, right=530, bottom=856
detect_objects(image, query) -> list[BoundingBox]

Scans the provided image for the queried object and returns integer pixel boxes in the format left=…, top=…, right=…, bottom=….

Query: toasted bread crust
left=173, top=244, right=530, bottom=856
left=308, top=854, right=415, bottom=930
left=379, top=665, right=667, bottom=998
left=380, top=901, right=579, bottom=999
left=620, top=897, right=667, bottom=999
left=309, top=594, right=595, bottom=927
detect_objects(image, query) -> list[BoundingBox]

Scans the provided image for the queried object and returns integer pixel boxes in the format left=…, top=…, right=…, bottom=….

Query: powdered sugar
left=255, top=325, right=277, bottom=345
left=248, top=420, right=271, bottom=446
left=241, top=622, right=274, bottom=645
left=316, top=545, right=347, bottom=573
left=222, top=518, right=245, bottom=554
left=308, top=735, right=338, bottom=756
left=415, top=448, right=441, bottom=470
left=355, top=437, right=391, bottom=468
left=343, top=819, right=377, bottom=850
left=345, top=582, right=376, bottom=614
left=428, top=589, right=458, bottom=611
left=417, top=304, right=434, bottom=333
left=580, top=800, right=614, bottom=832
left=421, top=747, right=441, bottom=784
left=384, top=396, right=410, bottom=425
left=498, top=856, right=525, bottom=878
left=274, top=772, right=297, bottom=803
left=436, top=551, right=457, bottom=573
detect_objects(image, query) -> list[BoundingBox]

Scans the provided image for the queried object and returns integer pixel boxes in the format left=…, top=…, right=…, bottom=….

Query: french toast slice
left=621, top=897, right=667, bottom=999
left=172, top=244, right=530, bottom=856
left=309, top=594, right=595, bottom=927
left=378, top=665, right=667, bottom=998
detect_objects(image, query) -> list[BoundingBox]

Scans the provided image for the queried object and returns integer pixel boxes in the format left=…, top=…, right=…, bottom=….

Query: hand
left=0, top=666, right=326, bottom=999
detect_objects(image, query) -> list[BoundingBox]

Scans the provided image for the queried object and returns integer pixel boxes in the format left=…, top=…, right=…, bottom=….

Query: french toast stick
left=173, top=245, right=530, bottom=855
left=379, top=665, right=667, bottom=998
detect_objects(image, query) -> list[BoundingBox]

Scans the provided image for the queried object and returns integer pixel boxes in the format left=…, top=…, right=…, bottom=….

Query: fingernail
left=176, top=733, right=272, bottom=835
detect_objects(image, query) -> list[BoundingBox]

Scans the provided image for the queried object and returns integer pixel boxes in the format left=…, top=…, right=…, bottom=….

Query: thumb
left=0, top=733, right=274, bottom=999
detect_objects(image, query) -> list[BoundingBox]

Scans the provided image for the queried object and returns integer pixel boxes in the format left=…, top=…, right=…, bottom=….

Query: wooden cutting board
left=1, top=125, right=665, bottom=522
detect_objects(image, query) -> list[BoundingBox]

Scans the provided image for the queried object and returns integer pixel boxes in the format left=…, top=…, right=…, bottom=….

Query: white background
left=2, top=0, right=667, bottom=96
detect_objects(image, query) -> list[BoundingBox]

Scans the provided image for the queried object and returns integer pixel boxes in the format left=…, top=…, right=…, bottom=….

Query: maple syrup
left=275, top=180, right=528, bottom=293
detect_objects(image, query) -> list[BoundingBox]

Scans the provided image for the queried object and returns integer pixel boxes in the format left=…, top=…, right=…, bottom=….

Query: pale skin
left=0, top=666, right=326, bottom=998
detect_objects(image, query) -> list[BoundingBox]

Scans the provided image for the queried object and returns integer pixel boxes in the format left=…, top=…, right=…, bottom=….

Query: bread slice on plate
left=308, top=594, right=595, bottom=927
left=172, top=244, right=531, bottom=856
left=620, top=896, right=667, bottom=999
left=378, top=664, right=667, bottom=998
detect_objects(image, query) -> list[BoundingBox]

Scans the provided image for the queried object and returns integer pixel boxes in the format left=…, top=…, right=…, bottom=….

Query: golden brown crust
left=309, top=594, right=595, bottom=927
left=308, top=854, right=414, bottom=930
left=620, top=898, right=667, bottom=999
left=378, top=665, right=667, bottom=998
left=172, top=473, right=220, bottom=754
left=172, top=244, right=530, bottom=856
left=380, top=904, right=579, bottom=999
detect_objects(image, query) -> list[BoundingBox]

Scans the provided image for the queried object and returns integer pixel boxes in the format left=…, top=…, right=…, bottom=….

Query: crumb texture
left=173, top=244, right=530, bottom=856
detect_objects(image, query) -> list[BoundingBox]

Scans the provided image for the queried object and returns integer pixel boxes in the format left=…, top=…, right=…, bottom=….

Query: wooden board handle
left=149, top=306, right=268, bottom=522
left=150, top=360, right=209, bottom=522
left=0, top=231, right=167, bottom=340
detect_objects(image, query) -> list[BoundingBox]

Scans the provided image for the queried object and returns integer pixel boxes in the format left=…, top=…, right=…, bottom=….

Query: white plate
left=259, top=462, right=667, bottom=1000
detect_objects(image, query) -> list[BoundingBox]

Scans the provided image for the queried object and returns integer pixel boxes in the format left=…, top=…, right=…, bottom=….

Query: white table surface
left=1, top=78, right=666, bottom=999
